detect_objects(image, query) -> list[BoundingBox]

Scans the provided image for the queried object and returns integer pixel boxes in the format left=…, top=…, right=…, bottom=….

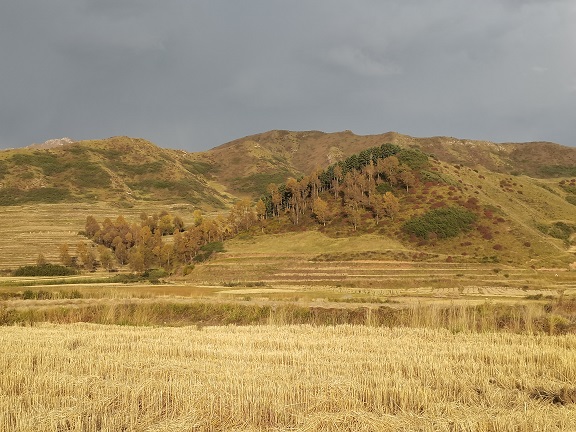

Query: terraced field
left=187, top=235, right=576, bottom=306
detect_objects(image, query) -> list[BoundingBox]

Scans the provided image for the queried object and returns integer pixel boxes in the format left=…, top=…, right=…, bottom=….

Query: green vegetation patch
left=537, top=221, right=576, bottom=242
left=90, top=147, right=123, bottom=159
left=0, top=160, right=8, bottom=180
left=193, top=241, right=226, bottom=263
left=12, top=264, right=77, bottom=277
left=129, top=178, right=207, bottom=202
left=566, top=195, right=576, bottom=206
left=9, top=150, right=111, bottom=188
left=419, top=170, right=455, bottom=185
left=67, top=160, right=111, bottom=188
left=182, top=160, right=214, bottom=176
left=11, top=152, right=64, bottom=176
left=559, top=184, right=576, bottom=194
left=397, top=148, right=429, bottom=170
left=111, top=160, right=165, bottom=176
left=0, top=187, right=71, bottom=205
left=403, top=206, right=478, bottom=239
left=132, top=179, right=176, bottom=190
left=232, top=171, right=293, bottom=195
left=539, top=165, right=576, bottom=177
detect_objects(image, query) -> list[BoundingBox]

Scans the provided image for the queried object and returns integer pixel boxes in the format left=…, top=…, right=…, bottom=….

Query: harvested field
left=2, top=323, right=576, bottom=431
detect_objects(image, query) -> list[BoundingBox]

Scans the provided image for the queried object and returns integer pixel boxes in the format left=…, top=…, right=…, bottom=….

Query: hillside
left=0, top=136, right=230, bottom=208
left=1, top=131, right=575, bottom=268
left=3, top=130, right=576, bottom=204
left=200, top=130, right=576, bottom=197
left=236, top=142, right=576, bottom=267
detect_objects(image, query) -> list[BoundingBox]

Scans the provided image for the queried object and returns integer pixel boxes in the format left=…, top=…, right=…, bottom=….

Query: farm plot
left=1, top=323, right=576, bottom=431
left=193, top=251, right=575, bottom=304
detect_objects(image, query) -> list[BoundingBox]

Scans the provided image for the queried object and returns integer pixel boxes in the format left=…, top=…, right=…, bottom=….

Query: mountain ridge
left=1, top=130, right=576, bottom=205
left=197, top=130, right=576, bottom=197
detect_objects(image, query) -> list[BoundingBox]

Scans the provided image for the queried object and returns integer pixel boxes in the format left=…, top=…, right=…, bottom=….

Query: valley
left=1, top=131, right=576, bottom=431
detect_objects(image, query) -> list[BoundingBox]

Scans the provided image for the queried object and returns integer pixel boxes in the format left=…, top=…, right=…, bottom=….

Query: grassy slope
left=203, top=130, right=576, bottom=197
left=424, top=160, right=575, bottom=266
left=0, top=136, right=230, bottom=208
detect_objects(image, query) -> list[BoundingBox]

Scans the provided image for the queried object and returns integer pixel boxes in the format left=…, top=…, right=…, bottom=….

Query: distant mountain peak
left=27, top=137, right=75, bottom=150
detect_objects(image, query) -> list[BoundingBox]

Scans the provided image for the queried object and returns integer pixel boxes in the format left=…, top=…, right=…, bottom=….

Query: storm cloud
left=1, top=0, right=574, bottom=150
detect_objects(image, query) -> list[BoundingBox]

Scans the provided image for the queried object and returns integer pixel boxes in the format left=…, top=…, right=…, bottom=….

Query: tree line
left=59, top=200, right=267, bottom=273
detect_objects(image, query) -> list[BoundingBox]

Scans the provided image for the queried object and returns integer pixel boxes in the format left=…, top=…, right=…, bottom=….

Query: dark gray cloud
left=1, top=0, right=575, bottom=150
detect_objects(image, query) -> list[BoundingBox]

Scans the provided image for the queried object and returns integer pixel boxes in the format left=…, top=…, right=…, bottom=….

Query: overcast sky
left=1, top=0, right=575, bottom=151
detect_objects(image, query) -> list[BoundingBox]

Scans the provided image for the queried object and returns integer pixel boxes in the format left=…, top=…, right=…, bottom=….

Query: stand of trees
left=60, top=199, right=267, bottom=273
left=260, top=143, right=425, bottom=231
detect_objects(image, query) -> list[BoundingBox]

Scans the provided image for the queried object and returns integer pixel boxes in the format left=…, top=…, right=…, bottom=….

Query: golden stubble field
left=2, top=323, right=576, bottom=432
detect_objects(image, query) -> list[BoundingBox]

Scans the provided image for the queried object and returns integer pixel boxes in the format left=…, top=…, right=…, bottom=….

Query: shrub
left=542, top=221, right=576, bottom=241
left=182, top=160, right=214, bottom=176
left=539, top=165, right=576, bottom=177
left=13, top=264, right=77, bottom=277
left=143, top=268, right=168, bottom=284
left=376, top=183, right=393, bottom=194
left=397, top=149, right=429, bottom=170
left=0, top=187, right=70, bottom=206
left=0, top=160, right=8, bottom=180
left=419, top=170, right=453, bottom=185
left=193, top=242, right=226, bottom=263
left=21, top=290, right=53, bottom=300
left=403, top=207, right=478, bottom=239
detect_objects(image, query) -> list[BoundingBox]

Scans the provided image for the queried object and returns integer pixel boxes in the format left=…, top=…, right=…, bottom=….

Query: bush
left=376, top=183, right=393, bottom=194
left=0, top=187, right=70, bottom=206
left=547, top=222, right=576, bottom=241
left=143, top=268, right=168, bottom=284
left=193, top=241, right=226, bottom=263
left=0, top=160, right=8, bottom=180
left=182, top=160, right=214, bottom=176
left=200, top=241, right=225, bottom=253
left=22, top=290, right=53, bottom=300
left=397, top=148, right=429, bottom=170
left=403, top=207, right=478, bottom=239
left=11, top=152, right=63, bottom=175
left=13, top=264, right=77, bottom=277
left=419, top=170, right=453, bottom=185
left=539, top=165, right=576, bottom=177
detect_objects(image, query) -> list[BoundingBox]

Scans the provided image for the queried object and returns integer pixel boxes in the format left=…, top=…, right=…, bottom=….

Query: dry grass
left=225, top=231, right=405, bottom=255
left=1, top=323, right=576, bottom=431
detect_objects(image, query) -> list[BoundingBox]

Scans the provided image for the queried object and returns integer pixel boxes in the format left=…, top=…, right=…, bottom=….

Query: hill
left=1, top=130, right=575, bottom=268
left=199, top=130, right=576, bottom=197
left=0, top=136, right=230, bottom=208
